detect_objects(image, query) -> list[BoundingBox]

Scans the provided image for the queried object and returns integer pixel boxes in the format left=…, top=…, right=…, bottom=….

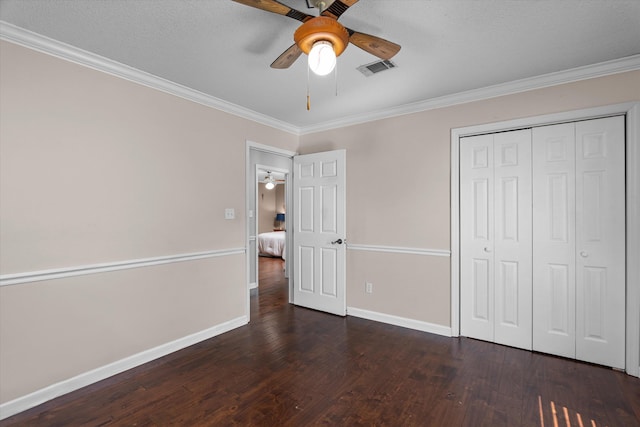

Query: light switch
left=224, top=208, right=235, bottom=220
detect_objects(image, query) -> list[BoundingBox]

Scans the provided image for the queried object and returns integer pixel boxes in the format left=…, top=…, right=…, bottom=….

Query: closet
left=459, top=116, right=626, bottom=369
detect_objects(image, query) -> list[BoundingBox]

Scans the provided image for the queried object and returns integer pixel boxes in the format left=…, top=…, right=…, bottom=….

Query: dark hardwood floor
left=2, top=256, right=639, bottom=426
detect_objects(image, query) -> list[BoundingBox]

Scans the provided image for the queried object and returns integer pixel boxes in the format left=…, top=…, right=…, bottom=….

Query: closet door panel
left=460, top=134, right=495, bottom=342
left=575, top=116, right=625, bottom=369
left=533, top=123, right=576, bottom=359
left=493, top=130, right=532, bottom=350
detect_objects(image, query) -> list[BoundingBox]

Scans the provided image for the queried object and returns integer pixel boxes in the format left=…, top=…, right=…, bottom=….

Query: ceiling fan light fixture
left=308, top=40, right=336, bottom=76
left=294, top=16, right=349, bottom=76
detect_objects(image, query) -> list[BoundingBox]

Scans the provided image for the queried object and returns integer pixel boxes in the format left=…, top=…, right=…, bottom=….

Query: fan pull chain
left=306, top=63, right=311, bottom=111
left=335, top=62, right=338, bottom=97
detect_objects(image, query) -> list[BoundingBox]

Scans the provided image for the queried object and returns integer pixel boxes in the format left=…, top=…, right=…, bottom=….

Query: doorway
left=246, top=142, right=295, bottom=321
left=255, top=166, right=288, bottom=288
left=246, top=142, right=348, bottom=321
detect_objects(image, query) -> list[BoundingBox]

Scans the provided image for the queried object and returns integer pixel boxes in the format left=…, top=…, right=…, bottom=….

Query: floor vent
left=357, top=59, right=397, bottom=77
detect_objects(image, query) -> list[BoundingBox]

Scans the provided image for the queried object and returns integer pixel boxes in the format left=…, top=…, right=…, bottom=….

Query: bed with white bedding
left=257, top=231, right=286, bottom=259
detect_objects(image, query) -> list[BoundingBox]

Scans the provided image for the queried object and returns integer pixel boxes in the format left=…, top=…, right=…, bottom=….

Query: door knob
left=580, top=251, right=588, bottom=257
left=331, top=238, right=344, bottom=245
left=483, top=247, right=491, bottom=253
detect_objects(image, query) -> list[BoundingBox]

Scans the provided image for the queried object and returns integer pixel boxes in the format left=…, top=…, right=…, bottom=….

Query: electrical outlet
left=224, top=208, right=235, bottom=220
left=365, top=282, right=373, bottom=294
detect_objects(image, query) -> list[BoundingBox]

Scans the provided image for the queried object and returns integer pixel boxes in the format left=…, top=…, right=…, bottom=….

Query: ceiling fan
left=261, top=171, right=285, bottom=189
left=232, top=0, right=401, bottom=75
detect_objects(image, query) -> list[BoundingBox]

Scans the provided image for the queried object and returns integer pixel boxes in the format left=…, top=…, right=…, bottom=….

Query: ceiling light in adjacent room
left=264, top=173, right=275, bottom=190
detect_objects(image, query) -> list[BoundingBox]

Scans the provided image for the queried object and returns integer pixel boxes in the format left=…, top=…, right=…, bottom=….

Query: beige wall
left=2, top=37, right=639, bottom=407
left=299, top=70, right=640, bottom=328
left=275, top=184, right=285, bottom=217
left=0, top=40, right=297, bottom=403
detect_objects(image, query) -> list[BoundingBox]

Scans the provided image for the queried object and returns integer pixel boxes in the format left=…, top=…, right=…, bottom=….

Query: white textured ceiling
left=1, top=0, right=639, bottom=131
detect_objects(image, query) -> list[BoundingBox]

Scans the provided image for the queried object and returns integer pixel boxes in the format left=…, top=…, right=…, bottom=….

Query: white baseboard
left=347, top=307, right=452, bottom=337
left=0, top=315, right=248, bottom=420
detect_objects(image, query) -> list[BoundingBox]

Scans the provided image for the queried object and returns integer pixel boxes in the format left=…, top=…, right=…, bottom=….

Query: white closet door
left=532, top=123, right=577, bottom=358
left=460, top=134, right=495, bottom=342
left=493, top=131, right=532, bottom=350
left=533, top=116, right=625, bottom=369
left=460, top=130, right=532, bottom=350
left=574, top=116, right=626, bottom=369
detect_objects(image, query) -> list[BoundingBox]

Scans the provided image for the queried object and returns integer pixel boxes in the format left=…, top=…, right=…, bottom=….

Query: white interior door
left=574, top=116, right=626, bottom=369
left=293, top=150, right=346, bottom=316
left=460, top=130, right=532, bottom=350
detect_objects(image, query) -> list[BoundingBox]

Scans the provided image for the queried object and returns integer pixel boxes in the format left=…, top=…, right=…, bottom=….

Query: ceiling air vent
left=357, top=59, right=397, bottom=77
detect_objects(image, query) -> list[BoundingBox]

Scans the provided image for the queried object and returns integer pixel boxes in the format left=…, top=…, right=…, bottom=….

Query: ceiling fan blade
left=321, top=0, right=359, bottom=20
left=347, top=30, right=401, bottom=60
left=232, top=0, right=313, bottom=23
left=271, top=44, right=303, bottom=69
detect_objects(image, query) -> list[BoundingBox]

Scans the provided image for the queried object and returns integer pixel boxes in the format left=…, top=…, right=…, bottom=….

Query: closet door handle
left=483, top=247, right=492, bottom=253
left=580, top=251, right=588, bottom=258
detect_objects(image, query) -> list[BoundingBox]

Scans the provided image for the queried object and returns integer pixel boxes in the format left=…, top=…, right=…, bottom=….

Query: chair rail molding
left=347, top=243, right=450, bottom=257
left=0, top=248, right=245, bottom=287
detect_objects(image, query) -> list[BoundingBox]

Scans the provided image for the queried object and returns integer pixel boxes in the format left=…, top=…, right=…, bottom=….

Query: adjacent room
left=256, top=169, right=286, bottom=265
left=1, top=0, right=639, bottom=425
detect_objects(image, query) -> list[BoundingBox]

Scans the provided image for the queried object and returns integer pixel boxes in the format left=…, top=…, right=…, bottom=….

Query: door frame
left=245, top=141, right=297, bottom=321
left=450, top=102, right=640, bottom=377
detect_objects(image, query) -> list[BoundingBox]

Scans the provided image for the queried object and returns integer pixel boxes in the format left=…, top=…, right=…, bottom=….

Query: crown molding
left=2, top=21, right=639, bottom=137
left=299, top=54, right=640, bottom=135
left=0, top=21, right=300, bottom=135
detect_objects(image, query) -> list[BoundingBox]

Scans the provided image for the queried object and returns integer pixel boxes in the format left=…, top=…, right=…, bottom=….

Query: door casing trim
left=245, top=141, right=297, bottom=320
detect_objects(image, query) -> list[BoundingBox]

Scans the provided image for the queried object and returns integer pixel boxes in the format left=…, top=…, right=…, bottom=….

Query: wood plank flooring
left=2, top=256, right=639, bottom=426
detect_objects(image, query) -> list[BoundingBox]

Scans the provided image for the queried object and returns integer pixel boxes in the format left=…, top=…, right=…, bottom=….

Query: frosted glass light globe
left=308, top=41, right=336, bottom=76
